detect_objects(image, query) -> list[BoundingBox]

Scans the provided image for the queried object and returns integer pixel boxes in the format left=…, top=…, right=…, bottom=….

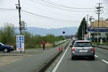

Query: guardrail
left=39, top=40, right=70, bottom=72
left=54, top=39, right=68, bottom=46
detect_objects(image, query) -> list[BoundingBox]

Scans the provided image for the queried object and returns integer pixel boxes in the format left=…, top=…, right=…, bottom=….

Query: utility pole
left=16, top=0, right=22, bottom=34
left=96, top=3, right=103, bottom=42
left=86, top=14, right=89, bottom=40
left=89, top=16, right=94, bottom=41
left=89, top=16, right=94, bottom=25
left=86, top=15, right=89, bottom=26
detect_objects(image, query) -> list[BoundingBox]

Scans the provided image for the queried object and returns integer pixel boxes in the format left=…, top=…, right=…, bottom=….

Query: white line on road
left=95, top=55, right=108, bottom=65
left=101, top=59, right=108, bottom=64
left=95, top=55, right=98, bottom=58
left=52, top=44, right=69, bottom=72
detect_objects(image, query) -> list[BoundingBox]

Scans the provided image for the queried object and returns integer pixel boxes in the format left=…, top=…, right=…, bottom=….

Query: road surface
left=0, top=41, right=69, bottom=72
left=51, top=43, right=108, bottom=72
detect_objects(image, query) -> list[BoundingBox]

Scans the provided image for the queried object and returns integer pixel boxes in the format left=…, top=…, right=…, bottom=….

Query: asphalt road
left=0, top=41, right=69, bottom=72
left=51, top=43, right=108, bottom=72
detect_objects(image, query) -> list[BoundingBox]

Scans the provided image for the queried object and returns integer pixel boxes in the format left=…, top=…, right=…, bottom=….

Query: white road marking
left=101, top=59, right=108, bottom=64
left=52, top=44, right=69, bottom=72
left=95, top=55, right=108, bottom=65
left=95, top=55, right=98, bottom=58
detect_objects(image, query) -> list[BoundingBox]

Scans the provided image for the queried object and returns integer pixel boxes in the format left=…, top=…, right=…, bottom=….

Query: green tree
left=0, top=24, right=15, bottom=45
left=77, top=18, right=87, bottom=40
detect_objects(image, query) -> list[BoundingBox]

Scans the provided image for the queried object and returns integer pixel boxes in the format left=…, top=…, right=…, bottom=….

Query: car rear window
left=74, top=42, right=92, bottom=47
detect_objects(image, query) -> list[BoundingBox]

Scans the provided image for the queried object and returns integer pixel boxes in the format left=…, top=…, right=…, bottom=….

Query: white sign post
left=16, top=35, right=24, bottom=52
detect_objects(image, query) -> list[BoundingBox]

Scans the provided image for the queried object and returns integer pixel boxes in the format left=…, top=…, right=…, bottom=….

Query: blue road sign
left=16, top=35, right=24, bottom=52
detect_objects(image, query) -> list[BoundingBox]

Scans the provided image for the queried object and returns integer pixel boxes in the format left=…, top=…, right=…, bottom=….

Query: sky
left=0, top=0, right=107, bottom=29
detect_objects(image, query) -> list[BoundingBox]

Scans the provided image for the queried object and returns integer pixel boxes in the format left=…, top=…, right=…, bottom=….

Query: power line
left=39, top=0, right=95, bottom=12
left=21, top=0, right=94, bottom=12
left=41, top=0, right=95, bottom=10
left=0, top=8, right=15, bottom=10
left=0, top=7, right=83, bottom=21
left=21, top=10, right=75, bottom=22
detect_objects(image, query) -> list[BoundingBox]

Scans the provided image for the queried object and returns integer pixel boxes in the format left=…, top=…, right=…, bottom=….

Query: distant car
left=71, top=40, right=76, bottom=47
left=0, top=42, right=14, bottom=53
left=71, top=40, right=95, bottom=60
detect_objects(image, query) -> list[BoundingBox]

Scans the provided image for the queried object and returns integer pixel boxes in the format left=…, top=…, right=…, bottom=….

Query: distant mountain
left=22, top=27, right=78, bottom=36
left=0, top=27, right=78, bottom=36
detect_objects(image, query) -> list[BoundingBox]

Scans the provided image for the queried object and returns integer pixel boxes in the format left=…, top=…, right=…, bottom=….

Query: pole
left=90, top=16, right=95, bottom=41
left=86, top=14, right=89, bottom=40
left=97, top=4, right=100, bottom=42
left=18, top=0, right=22, bottom=53
left=82, top=27, right=83, bottom=40
left=18, top=0, right=22, bottom=34
left=86, top=15, right=89, bottom=27
left=96, top=3, right=103, bottom=43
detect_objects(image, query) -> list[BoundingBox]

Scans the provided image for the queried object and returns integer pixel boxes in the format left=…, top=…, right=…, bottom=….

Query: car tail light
left=92, top=48, right=94, bottom=51
left=72, top=48, right=75, bottom=51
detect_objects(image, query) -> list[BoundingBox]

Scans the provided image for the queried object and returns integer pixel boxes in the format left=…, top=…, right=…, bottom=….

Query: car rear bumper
left=72, top=52, right=95, bottom=57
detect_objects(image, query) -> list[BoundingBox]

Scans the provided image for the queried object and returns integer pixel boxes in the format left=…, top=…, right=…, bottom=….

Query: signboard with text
left=16, top=35, right=24, bottom=52
left=88, top=29, right=108, bottom=32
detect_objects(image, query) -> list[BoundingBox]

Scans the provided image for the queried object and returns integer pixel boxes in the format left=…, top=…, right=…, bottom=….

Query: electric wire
left=38, top=0, right=95, bottom=12
left=0, top=7, right=94, bottom=21
left=21, top=0, right=95, bottom=12
left=41, top=0, right=95, bottom=10
left=21, top=10, right=74, bottom=22
left=0, top=8, right=16, bottom=11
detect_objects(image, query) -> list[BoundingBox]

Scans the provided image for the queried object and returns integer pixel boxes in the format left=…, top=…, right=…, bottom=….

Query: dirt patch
left=0, top=56, right=23, bottom=66
left=41, top=43, right=53, bottom=48
left=0, top=56, right=24, bottom=66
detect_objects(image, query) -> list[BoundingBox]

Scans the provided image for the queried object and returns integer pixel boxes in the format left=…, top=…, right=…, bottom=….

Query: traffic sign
left=16, top=35, right=24, bottom=52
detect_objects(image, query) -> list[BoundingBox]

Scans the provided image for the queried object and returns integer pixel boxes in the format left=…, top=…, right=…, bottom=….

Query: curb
left=38, top=41, right=70, bottom=72
left=94, top=45, right=108, bottom=50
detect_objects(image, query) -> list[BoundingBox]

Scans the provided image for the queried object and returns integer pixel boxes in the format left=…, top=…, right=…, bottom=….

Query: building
left=88, top=20, right=108, bottom=42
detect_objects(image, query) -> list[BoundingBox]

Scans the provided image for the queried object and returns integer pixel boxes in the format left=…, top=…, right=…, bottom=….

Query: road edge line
left=39, top=41, right=70, bottom=72
left=52, top=43, right=69, bottom=72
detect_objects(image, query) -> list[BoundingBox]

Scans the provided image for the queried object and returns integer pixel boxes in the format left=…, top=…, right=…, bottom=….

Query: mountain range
left=0, top=27, right=78, bottom=36
left=21, top=27, right=78, bottom=36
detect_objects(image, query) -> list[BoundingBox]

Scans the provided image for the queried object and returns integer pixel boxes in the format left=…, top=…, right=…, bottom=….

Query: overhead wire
left=41, top=0, right=95, bottom=10
left=40, top=1, right=95, bottom=12
left=0, top=0, right=95, bottom=21
left=0, top=8, right=16, bottom=11
left=0, top=8, right=75, bottom=21
left=21, top=10, right=74, bottom=22
left=24, top=0, right=95, bottom=12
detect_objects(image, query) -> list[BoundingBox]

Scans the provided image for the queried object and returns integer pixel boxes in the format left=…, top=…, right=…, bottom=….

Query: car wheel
left=4, top=48, right=9, bottom=53
left=71, top=56, right=76, bottom=60
left=90, top=56, right=95, bottom=60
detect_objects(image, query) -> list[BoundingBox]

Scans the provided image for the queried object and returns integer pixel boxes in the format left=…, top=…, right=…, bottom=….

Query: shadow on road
left=70, top=57, right=99, bottom=61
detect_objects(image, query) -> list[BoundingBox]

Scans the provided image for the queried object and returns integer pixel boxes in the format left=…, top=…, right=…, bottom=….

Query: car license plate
left=79, top=50, right=88, bottom=52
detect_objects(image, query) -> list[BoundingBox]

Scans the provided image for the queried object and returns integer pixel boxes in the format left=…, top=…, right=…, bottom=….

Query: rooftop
left=90, top=20, right=108, bottom=28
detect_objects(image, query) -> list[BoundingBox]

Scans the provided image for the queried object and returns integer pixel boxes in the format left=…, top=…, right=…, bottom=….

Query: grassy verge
left=25, top=40, right=68, bottom=49
left=92, top=42, right=108, bottom=45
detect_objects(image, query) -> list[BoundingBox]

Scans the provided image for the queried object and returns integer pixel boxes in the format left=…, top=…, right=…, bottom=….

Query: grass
left=92, top=42, right=108, bottom=45
left=25, top=41, right=68, bottom=50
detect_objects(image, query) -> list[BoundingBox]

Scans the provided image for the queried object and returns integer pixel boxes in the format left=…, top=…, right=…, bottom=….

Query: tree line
left=0, top=24, right=65, bottom=49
